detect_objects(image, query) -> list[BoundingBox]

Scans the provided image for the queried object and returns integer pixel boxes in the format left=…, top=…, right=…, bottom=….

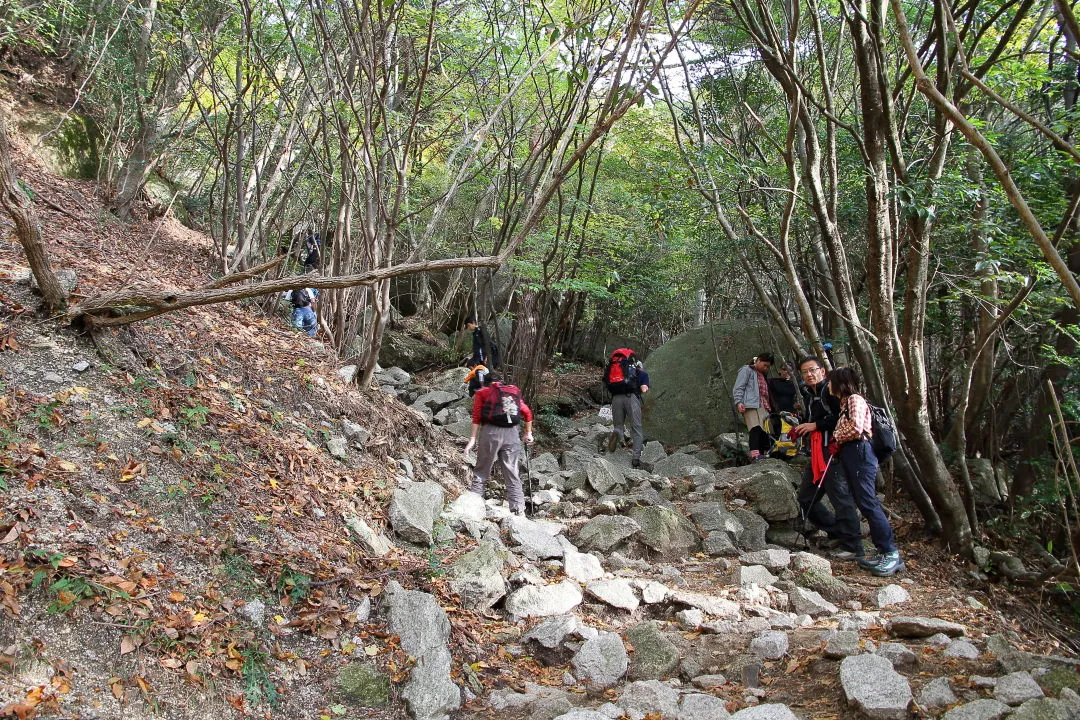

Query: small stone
left=72, top=360, right=90, bottom=372
left=729, top=704, right=800, bottom=720
left=679, top=693, right=731, bottom=720
left=926, top=632, right=953, bottom=647
left=43, top=372, right=64, bottom=383
left=823, top=630, right=861, bottom=659
left=941, top=698, right=1011, bottom=720
left=739, top=549, right=791, bottom=570
left=1010, top=697, right=1074, bottom=719
left=625, top=621, right=680, bottom=680
left=966, top=596, right=986, bottom=610
left=639, top=581, right=669, bottom=604
left=692, top=674, right=728, bottom=690
left=337, top=662, right=391, bottom=707
left=239, top=599, right=265, bottom=627
left=676, top=608, right=704, bottom=630
left=875, top=642, right=917, bottom=671
left=585, top=579, right=639, bottom=612
left=740, top=565, right=778, bottom=587
left=995, top=671, right=1045, bottom=705
left=970, top=675, right=998, bottom=688
left=326, top=435, right=349, bottom=460
left=918, top=677, right=958, bottom=709
left=875, top=584, right=910, bottom=609
left=943, top=639, right=980, bottom=659
left=748, top=630, right=788, bottom=660
left=789, top=586, right=838, bottom=617
left=887, top=616, right=966, bottom=638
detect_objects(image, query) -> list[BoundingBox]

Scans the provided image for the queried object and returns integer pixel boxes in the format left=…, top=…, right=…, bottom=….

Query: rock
left=239, top=599, right=265, bottom=627
left=840, top=653, right=913, bottom=720
left=926, top=632, right=953, bottom=647
left=669, top=590, right=741, bottom=618
left=986, top=634, right=1080, bottom=673
left=576, top=515, right=642, bottom=552
left=675, top=608, right=704, bottom=630
left=740, top=565, right=778, bottom=587
left=341, top=419, right=371, bottom=446
left=564, top=550, right=605, bottom=583
left=1037, top=667, right=1080, bottom=696
left=689, top=502, right=745, bottom=534
left=704, top=531, right=740, bottom=556
left=638, top=581, right=669, bottom=604
left=1009, top=698, right=1073, bottom=719
left=389, top=482, right=445, bottom=545
left=443, top=492, right=487, bottom=525
left=789, top=587, right=838, bottom=617
left=586, top=457, right=625, bottom=495
left=617, top=680, right=680, bottom=720
left=355, top=596, right=372, bottom=622
left=887, top=616, right=966, bottom=638
left=944, top=639, right=980, bottom=659
left=749, top=630, right=789, bottom=660
left=918, top=677, right=958, bottom=710
left=412, top=390, right=460, bottom=413
left=730, top=509, right=770, bottom=551
left=344, top=515, right=395, bottom=556
left=678, top=692, right=731, bottom=720
left=995, top=671, right=1046, bottom=705
left=524, top=615, right=590, bottom=650
left=327, top=435, right=349, bottom=459
left=571, top=632, right=629, bottom=689
left=795, top=567, right=855, bottom=605
left=443, top=419, right=473, bottom=438
left=72, top=360, right=90, bottom=372
left=506, top=515, right=564, bottom=559
left=692, top=674, right=728, bottom=690
left=337, top=662, right=391, bottom=707
left=585, top=579, right=639, bottom=612
left=740, top=468, right=800, bottom=521
left=739, top=549, right=790, bottom=570
left=447, top=541, right=507, bottom=611
left=382, top=581, right=460, bottom=720
left=967, top=457, right=1005, bottom=504
left=823, top=630, right=861, bottom=659
left=941, top=699, right=1012, bottom=720
left=791, top=552, right=832, bottom=574
left=640, top=441, right=667, bottom=468
left=627, top=506, right=700, bottom=557
left=552, top=711, right=611, bottom=720
left=337, top=365, right=359, bottom=383
left=625, top=621, right=680, bottom=680
left=875, top=642, right=917, bottom=671
left=729, top=705, right=800, bottom=720
left=875, top=584, right=910, bottom=609
left=651, top=452, right=711, bottom=478
left=505, top=580, right=583, bottom=621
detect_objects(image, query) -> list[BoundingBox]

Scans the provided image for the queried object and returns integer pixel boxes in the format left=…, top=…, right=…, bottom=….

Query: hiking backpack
left=868, top=404, right=898, bottom=461
left=603, top=348, right=639, bottom=395
left=290, top=288, right=312, bottom=308
left=481, top=383, right=523, bottom=427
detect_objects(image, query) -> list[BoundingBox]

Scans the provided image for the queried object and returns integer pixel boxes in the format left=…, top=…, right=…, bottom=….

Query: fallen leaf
left=120, top=635, right=138, bottom=655
left=167, top=591, right=185, bottom=603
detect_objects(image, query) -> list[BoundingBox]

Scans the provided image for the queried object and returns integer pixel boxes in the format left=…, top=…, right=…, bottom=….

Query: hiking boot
left=868, top=551, right=904, bottom=577
left=607, top=432, right=618, bottom=453
left=856, top=553, right=884, bottom=570
left=830, top=549, right=864, bottom=562
left=631, top=459, right=642, bottom=469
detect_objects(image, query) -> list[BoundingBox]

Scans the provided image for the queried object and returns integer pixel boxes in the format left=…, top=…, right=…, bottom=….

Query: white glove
left=524, top=434, right=534, bottom=445
left=464, top=438, right=476, bottom=456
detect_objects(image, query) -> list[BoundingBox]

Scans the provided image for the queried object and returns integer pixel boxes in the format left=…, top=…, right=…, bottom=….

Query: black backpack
left=290, top=289, right=311, bottom=308
left=481, top=383, right=522, bottom=427
left=603, top=348, right=639, bottom=395
left=869, top=404, right=898, bottom=461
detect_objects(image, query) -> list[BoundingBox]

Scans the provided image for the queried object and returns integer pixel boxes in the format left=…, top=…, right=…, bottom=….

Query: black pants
left=749, top=426, right=770, bottom=456
left=798, top=460, right=863, bottom=553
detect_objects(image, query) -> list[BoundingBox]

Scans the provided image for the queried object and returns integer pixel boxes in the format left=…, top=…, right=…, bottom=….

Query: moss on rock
left=337, top=662, right=390, bottom=708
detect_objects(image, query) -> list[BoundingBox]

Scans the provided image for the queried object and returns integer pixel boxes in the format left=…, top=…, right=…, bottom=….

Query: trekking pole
left=523, top=443, right=535, bottom=517
left=800, top=453, right=835, bottom=550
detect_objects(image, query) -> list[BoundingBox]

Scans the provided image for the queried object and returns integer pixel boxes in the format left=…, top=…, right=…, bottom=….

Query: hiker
left=463, top=372, right=534, bottom=515
left=286, top=287, right=317, bottom=337
left=303, top=232, right=321, bottom=272
left=790, top=357, right=863, bottom=560
left=464, top=363, right=488, bottom=397
left=603, top=348, right=650, bottom=468
left=464, top=315, right=500, bottom=368
left=732, top=352, right=774, bottom=462
left=768, top=363, right=802, bottom=418
left=828, top=366, right=904, bottom=577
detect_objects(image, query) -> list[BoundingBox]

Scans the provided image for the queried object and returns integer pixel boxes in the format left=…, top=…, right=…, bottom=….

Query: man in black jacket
left=791, top=356, right=863, bottom=559
left=465, top=316, right=500, bottom=368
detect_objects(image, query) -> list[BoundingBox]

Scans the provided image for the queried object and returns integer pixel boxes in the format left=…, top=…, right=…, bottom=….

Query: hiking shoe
left=631, top=459, right=642, bottom=469
left=607, top=432, right=618, bottom=453
left=856, top=553, right=884, bottom=570
left=869, top=551, right=904, bottom=577
left=830, top=549, right=864, bottom=562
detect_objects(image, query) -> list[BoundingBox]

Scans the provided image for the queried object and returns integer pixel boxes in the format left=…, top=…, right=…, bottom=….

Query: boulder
left=995, top=672, right=1045, bottom=705
left=823, top=630, right=861, bottom=659
left=918, top=677, right=958, bottom=710
left=379, top=330, right=451, bottom=372
left=944, top=639, right=980, bottom=659
left=789, top=586, right=838, bottom=617
left=729, top=705, right=800, bottom=720
left=679, top=693, right=731, bottom=720
left=382, top=582, right=461, bottom=720
left=442, top=492, right=486, bottom=526
left=730, top=509, right=770, bottom=551
left=642, top=320, right=772, bottom=445
left=344, top=515, right=395, bottom=557
left=875, top=642, right=917, bottom=671
left=839, top=654, right=913, bottom=720
left=627, top=506, right=700, bottom=557
left=887, top=616, right=966, bottom=638
left=749, top=630, right=789, bottom=660
left=18, top=110, right=102, bottom=179
left=585, top=579, right=639, bottom=612
left=739, top=549, right=790, bottom=570
left=740, top=565, right=778, bottom=587
left=739, top=466, right=801, bottom=521
left=585, top=457, right=625, bottom=495
left=571, top=632, right=629, bottom=689
left=337, top=662, right=391, bottom=708
left=625, top=621, right=680, bottom=680
left=504, top=580, right=583, bottom=621
left=564, top=550, right=605, bottom=583
left=447, top=541, right=507, bottom=611
left=506, top=515, right=564, bottom=559
left=342, top=419, right=371, bottom=446
left=941, top=699, right=1012, bottom=720
left=669, top=590, right=741, bottom=618
left=651, top=452, right=712, bottom=478
left=616, top=680, right=680, bottom=720
left=524, top=614, right=593, bottom=650
left=575, top=515, right=642, bottom=553
left=327, top=435, right=349, bottom=460
left=689, top=502, right=745, bottom=535
left=640, top=441, right=667, bottom=468
left=875, top=584, right=910, bottom=609
left=389, top=482, right=445, bottom=545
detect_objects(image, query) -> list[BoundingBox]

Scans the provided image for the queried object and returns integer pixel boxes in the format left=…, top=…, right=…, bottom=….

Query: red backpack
left=480, top=383, right=523, bottom=427
left=603, top=348, right=639, bottom=394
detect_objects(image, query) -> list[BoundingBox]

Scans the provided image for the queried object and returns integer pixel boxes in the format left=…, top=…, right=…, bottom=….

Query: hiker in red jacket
left=463, top=372, right=534, bottom=515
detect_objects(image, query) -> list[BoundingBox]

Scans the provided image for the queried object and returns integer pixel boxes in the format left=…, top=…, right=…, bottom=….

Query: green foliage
left=274, top=568, right=311, bottom=601
left=241, top=644, right=280, bottom=708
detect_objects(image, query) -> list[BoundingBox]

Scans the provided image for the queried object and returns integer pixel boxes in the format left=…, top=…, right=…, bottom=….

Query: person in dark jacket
left=604, top=349, right=650, bottom=468
left=790, top=356, right=863, bottom=559
left=464, top=316, right=500, bottom=368
left=768, top=363, right=802, bottom=417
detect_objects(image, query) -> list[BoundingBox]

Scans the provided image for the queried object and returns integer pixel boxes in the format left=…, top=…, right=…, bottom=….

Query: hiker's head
left=778, top=364, right=793, bottom=379
left=753, top=352, right=774, bottom=372
left=464, top=315, right=477, bottom=330
left=484, top=371, right=501, bottom=386
left=828, top=366, right=861, bottom=399
left=799, top=356, right=826, bottom=385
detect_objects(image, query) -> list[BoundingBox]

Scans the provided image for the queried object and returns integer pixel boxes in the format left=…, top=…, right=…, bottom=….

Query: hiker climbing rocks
left=464, top=315, right=500, bottom=368
left=286, top=287, right=317, bottom=337
left=768, top=363, right=802, bottom=418
left=603, top=348, right=650, bottom=468
left=302, top=231, right=321, bottom=272
left=828, top=366, right=904, bottom=577
left=463, top=363, right=488, bottom=397
left=732, top=352, right=774, bottom=462
left=790, top=356, right=863, bottom=560
left=463, top=372, right=534, bottom=515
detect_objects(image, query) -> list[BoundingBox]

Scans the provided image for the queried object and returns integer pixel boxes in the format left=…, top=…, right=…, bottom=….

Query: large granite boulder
left=627, top=506, right=700, bottom=558
left=447, top=541, right=507, bottom=611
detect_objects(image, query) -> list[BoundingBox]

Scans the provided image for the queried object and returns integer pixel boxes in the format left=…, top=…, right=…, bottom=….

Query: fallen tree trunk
left=70, top=255, right=502, bottom=328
